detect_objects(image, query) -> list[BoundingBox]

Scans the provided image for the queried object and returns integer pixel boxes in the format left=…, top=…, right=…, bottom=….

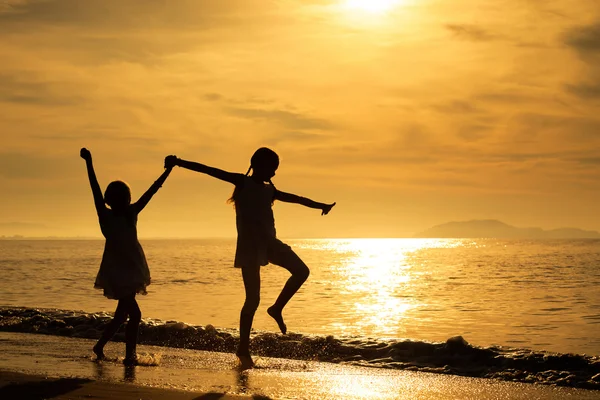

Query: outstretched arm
left=165, top=155, right=244, bottom=186
left=132, top=166, right=173, bottom=213
left=80, top=148, right=107, bottom=216
left=274, top=189, right=336, bottom=215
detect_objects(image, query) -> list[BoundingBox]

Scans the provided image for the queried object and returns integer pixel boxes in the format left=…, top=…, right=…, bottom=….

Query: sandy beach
left=1, top=332, right=598, bottom=400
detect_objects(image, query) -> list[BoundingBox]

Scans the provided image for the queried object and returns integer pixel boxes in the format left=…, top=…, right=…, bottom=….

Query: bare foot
left=236, top=351, right=255, bottom=370
left=123, top=356, right=138, bottom=366
left=267, top=306, right=287, bottom=335
left=93, top=344, right=105, bottom=360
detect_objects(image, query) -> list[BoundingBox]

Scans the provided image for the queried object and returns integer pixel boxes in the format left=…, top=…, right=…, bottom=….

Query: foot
left=236, top=351, right=255, bottom=370
left=93, top=344, right=106, bottom=360
left=267, top=306, right=287, bottom=335
left=123, top=355, right=138, bottom=366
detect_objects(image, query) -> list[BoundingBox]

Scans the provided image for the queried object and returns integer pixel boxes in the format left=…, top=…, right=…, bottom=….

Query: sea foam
left=1, top=306, right=598, bottom=390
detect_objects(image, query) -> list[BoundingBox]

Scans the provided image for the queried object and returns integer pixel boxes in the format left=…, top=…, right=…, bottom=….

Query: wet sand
left=1, top=332, right=598, bottom=399
left=0, top=371, right=251, bottom=400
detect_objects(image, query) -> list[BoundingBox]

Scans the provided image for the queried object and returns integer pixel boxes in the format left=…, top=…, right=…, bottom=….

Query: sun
left=343, top=0, right=402, bottom=14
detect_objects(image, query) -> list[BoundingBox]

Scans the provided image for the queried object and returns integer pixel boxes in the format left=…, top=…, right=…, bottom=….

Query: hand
left=321, top=202, right=336, bottom=216
left=80, top=148, right=92, bottom=161
left=164, top=155, right=178, bottom=169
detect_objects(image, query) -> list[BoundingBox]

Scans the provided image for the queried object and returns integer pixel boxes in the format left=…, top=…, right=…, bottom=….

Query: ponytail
left=268, top=178, right=277, bottom=205
left=227, top=165, right=252, bottom=204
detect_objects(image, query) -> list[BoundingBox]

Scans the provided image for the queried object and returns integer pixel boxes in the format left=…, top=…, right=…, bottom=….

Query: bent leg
left=268, top=243, right=310, bottom=334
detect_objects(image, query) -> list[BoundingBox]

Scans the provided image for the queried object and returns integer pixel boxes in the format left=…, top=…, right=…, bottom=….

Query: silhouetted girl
left=165, top=148, right=335, bottom=368
left=81, top=148, right=172, bottom=365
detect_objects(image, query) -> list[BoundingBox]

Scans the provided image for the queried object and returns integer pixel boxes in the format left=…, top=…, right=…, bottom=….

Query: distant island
left=415, top=220, right=600, bottom=239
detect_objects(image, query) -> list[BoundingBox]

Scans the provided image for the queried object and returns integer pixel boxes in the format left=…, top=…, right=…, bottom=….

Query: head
left=227, top=147, right=279, bottom=205
left=250, top=147, right=279, bottom=181
left=104, top=180, right=131, bottom=210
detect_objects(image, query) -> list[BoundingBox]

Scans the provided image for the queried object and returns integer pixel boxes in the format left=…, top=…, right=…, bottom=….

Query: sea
left=1, top=238, right=598, bottom=356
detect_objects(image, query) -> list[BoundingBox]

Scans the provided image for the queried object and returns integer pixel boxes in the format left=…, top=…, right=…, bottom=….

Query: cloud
left=433, top=100, right=481, bottom=114
left=226, top=107, right=333, bottom=130
left=58, top=36, right=204, bottom=66
left=0, top=0, right=288, bottom=33
left=265, top=131, right=331, bottom=146
left=457, top=124, right=492, bottom=142
left=512, top=113, right=600, bottom=142
left=204, top=93, right=223, bottom=102
left=565, top=82, right=600, bottom=99
left=27, top=129, right=169, bottom=145
left=562, top=21, right=600, bottom=100
left=200, top=91, right=335, bottom=132
left=563, top=21, right=600, bottom=55
left=0, top=72, right=84, bottom=106
left=472, top=92, right=532, bottom=104
left=0, top=152, right=77, bottom=180
left=0, top=0, right=299, bottom=66
left=573, top=156, right=600, bottom=165
left=445, top=24, right=497, bottom=41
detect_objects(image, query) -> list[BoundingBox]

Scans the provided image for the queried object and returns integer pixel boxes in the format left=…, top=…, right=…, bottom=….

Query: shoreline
left=2, top=332, right=600, bottom=400
left=1, top=307, right=600, bottom=392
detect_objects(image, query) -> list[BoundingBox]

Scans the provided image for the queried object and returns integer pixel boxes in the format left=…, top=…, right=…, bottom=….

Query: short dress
left=94, top=207, right=151, bottom=300
left=233, top=176, right=291, bottom=269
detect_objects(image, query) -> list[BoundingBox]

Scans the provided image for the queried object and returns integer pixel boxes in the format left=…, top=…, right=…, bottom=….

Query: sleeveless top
left=233, top=176, right=276, bottom=268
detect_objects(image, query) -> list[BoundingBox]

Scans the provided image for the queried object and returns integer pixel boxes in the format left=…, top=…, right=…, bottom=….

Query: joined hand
left=164, top=155, right=178, bottom=169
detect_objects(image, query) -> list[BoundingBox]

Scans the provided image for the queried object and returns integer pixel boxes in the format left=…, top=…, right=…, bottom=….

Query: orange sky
left=1, top=0, right=599, bottom=238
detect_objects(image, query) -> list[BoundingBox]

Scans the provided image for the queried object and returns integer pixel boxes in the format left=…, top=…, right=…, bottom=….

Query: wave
left=1, top=306, right=599, bottom=390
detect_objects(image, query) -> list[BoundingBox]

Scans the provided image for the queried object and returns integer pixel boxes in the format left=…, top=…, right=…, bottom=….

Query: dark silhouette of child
left=165, top=147, right=335, bottom=368
left=81, top=148, right=172, bottom=365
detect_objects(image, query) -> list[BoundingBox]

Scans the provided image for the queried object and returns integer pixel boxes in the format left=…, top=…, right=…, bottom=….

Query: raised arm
left=80, top=148, right=107, bottom=216
left=274, top=189, right=336, bottom=215
left=132, top=166, right=173, bottom=213
left=165, top=155, right=244, bottom=186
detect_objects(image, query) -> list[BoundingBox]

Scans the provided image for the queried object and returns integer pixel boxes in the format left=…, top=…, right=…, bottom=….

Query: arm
left=132, top=166, right=173, bottom=213
left=165, top=155, right=244, bottom=186
left=80, top=148, right=107, bottom=216
left=274, top=189, right=336, bottom=215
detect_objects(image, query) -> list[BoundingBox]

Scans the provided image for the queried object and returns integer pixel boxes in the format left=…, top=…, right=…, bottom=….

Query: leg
left=93, top=300, right=129, bottom=359
left=237, top=266, right=261, bottom=368
left=123, top=296, right=141, bottom=363
left=268, top=244, right=310, bottom=335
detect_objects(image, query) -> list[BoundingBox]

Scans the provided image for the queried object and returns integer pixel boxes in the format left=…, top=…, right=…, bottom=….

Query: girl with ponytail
left=165, top=148, right=335, bottom=368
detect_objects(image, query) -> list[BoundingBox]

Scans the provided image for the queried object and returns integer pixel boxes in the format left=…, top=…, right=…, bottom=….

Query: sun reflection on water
left=324, top=238, right=461, bottom=337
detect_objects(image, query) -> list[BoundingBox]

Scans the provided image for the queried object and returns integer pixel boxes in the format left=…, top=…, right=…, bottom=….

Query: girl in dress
left=81, top=148, right=172, bottom=365
left=165, top=148, right=335, bottom=368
